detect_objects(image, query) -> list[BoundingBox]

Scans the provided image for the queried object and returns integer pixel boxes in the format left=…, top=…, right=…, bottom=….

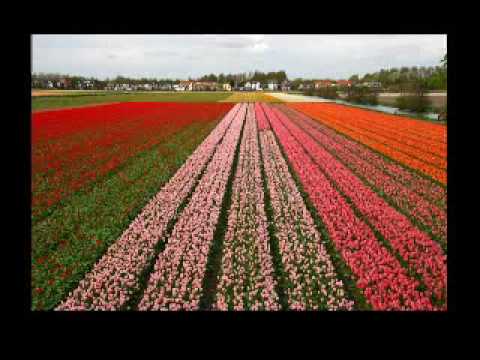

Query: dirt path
left=266, top=92, right=331, bottom=102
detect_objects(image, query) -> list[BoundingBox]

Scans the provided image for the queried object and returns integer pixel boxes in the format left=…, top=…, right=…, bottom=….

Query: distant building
left=193, top=81, right=217, bottom=91
left=76, top=80, right=94, bottom=89
left=281, top=81, right=290, bottom=92
left=251, top=81, right=262, bottom=91
left=179, top=81, right=194, bottom=91
left=336, top=80, right=352, bottom=88
left=56, top=78, right=71, bottom=89
left=361, top=81, right=382, bottom=88
left=223, top=83, right=232, bottom=91
left=314, top=80, right=334, bottom=89
left=298, top=83, right=313, bottom=90
left=159, top=84, right=173, bottom=91
left=267, top=82, right=278, bottom=91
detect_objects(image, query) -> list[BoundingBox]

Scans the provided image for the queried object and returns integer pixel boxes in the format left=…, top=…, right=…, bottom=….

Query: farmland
left=32, top=92, right=234, bottom=111
left=32, top=100, right=447, bottom=311
left=31, top=91, right=282, bottom=111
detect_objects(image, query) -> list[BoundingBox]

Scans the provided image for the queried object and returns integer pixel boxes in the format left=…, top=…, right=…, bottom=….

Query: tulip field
left=32, top=100, right=447, bottom=311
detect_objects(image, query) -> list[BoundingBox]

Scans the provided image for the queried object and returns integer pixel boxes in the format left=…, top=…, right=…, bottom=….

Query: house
left=77, top=80, right=94, bottom=89
left=251, top=82, right=262, bottom=91
left=361, top=81, right=382, bottom=88
left=173, top=84, right=186, bottom=91
left=223, top=83, right=232, bottom=91
left=298, top=83, right=313, bottom=90
left=193, top=81, right=217, bottom=91
left=267, top=82, right=278, bottom=91
left=160, top=84, right=173, bottom=91
left=117, top=83, right=132, bottom=91
left=47, top=80, right=54, bottom=88
left=244, top=82, right=252, bottom=91
left=104, top=82, right=116, bottom=90
left=56, top=78, right=71, bottom=89
left=179, top=81, right=194, bottom=91
left=281, top=81, right=290, bottom=92
left=314, top=80, right=334, bottom=89
left=336, top=80, right=352, bottom=88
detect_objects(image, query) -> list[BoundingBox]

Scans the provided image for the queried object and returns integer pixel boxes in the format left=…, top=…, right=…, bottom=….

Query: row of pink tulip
left=270, top=105, right=447, bottom=307
left=260, top=103, right=435, bottom=310
left=138, top=104, right=247, bottom=310
left=255, top=103, right=271, bottom=131
left=279, top=105, right=446, bottom=247
left=259, top=127, right=354, bottom=310
left=214, top=104, right=280, bottom=310
left=277, top=105, right=446, bottom=210
left=56, top=104, right=243, bottom=310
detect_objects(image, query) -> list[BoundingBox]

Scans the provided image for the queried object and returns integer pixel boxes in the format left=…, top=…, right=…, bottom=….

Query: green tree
left=348, top=74, right=359, bottom=84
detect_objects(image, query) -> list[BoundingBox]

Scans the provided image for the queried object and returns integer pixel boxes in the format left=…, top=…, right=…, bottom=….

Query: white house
left=251, top=82, right=262, bottom=91
left=267, top=83, right=278, bottom=91
left=361, top=81, right=382, bottom=88
left=223, top=83, right=232, bottom=91
left=281, top=81, right=290, bottom=92
left=179, top=81, right=194, bottom=91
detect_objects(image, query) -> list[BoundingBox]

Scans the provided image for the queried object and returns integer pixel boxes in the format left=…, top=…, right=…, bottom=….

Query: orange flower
left=289, top=103, right=447, bottom=185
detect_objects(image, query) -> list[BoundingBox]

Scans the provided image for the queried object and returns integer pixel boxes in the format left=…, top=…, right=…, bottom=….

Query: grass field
left=222, top=92, right=282, bottom=103
left=32, top=90, right=114, bottom=97
left=32, top=92, right=234, bottom=111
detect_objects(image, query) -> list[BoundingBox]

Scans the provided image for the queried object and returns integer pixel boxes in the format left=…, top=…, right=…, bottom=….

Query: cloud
left=32, top=34, right=446, bottom=80
left=144, top=49, right=178, bottom=57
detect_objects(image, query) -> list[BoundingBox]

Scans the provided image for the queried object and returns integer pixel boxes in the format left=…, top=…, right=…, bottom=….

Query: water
left=305, top=96, right=440, bottom=121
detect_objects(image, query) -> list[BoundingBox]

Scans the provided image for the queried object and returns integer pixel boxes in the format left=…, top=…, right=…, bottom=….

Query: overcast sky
left=32, top=34, right=447, bottom=80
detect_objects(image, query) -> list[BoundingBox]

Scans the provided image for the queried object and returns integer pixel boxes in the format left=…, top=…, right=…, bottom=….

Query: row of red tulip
left=271, top=105, right=447, bottom=307
left=32, top=103, right=234, bottom=216
left=261, top=103, right=435, bottom=310
left=137, top=104, right=247, bottom=310
left=278, top=105, right=446, bottom=247
left=259, top=126, right=354, bottom=310
left=277, top=105, right=446, bottom=209
left=56, top=104, right=243, bottom=310
left=215, top=104, right=280, bottom=310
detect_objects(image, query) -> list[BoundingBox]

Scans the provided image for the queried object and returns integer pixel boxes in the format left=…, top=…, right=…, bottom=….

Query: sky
left=32, top=34, right=447, bottom=80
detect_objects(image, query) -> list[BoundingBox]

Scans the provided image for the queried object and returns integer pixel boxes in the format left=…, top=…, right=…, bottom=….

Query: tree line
left=31, top=70, right=289, bottom=89
left=348, top=55, right=447, bottom=91
left=193, top=70, right=288, bottom=86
